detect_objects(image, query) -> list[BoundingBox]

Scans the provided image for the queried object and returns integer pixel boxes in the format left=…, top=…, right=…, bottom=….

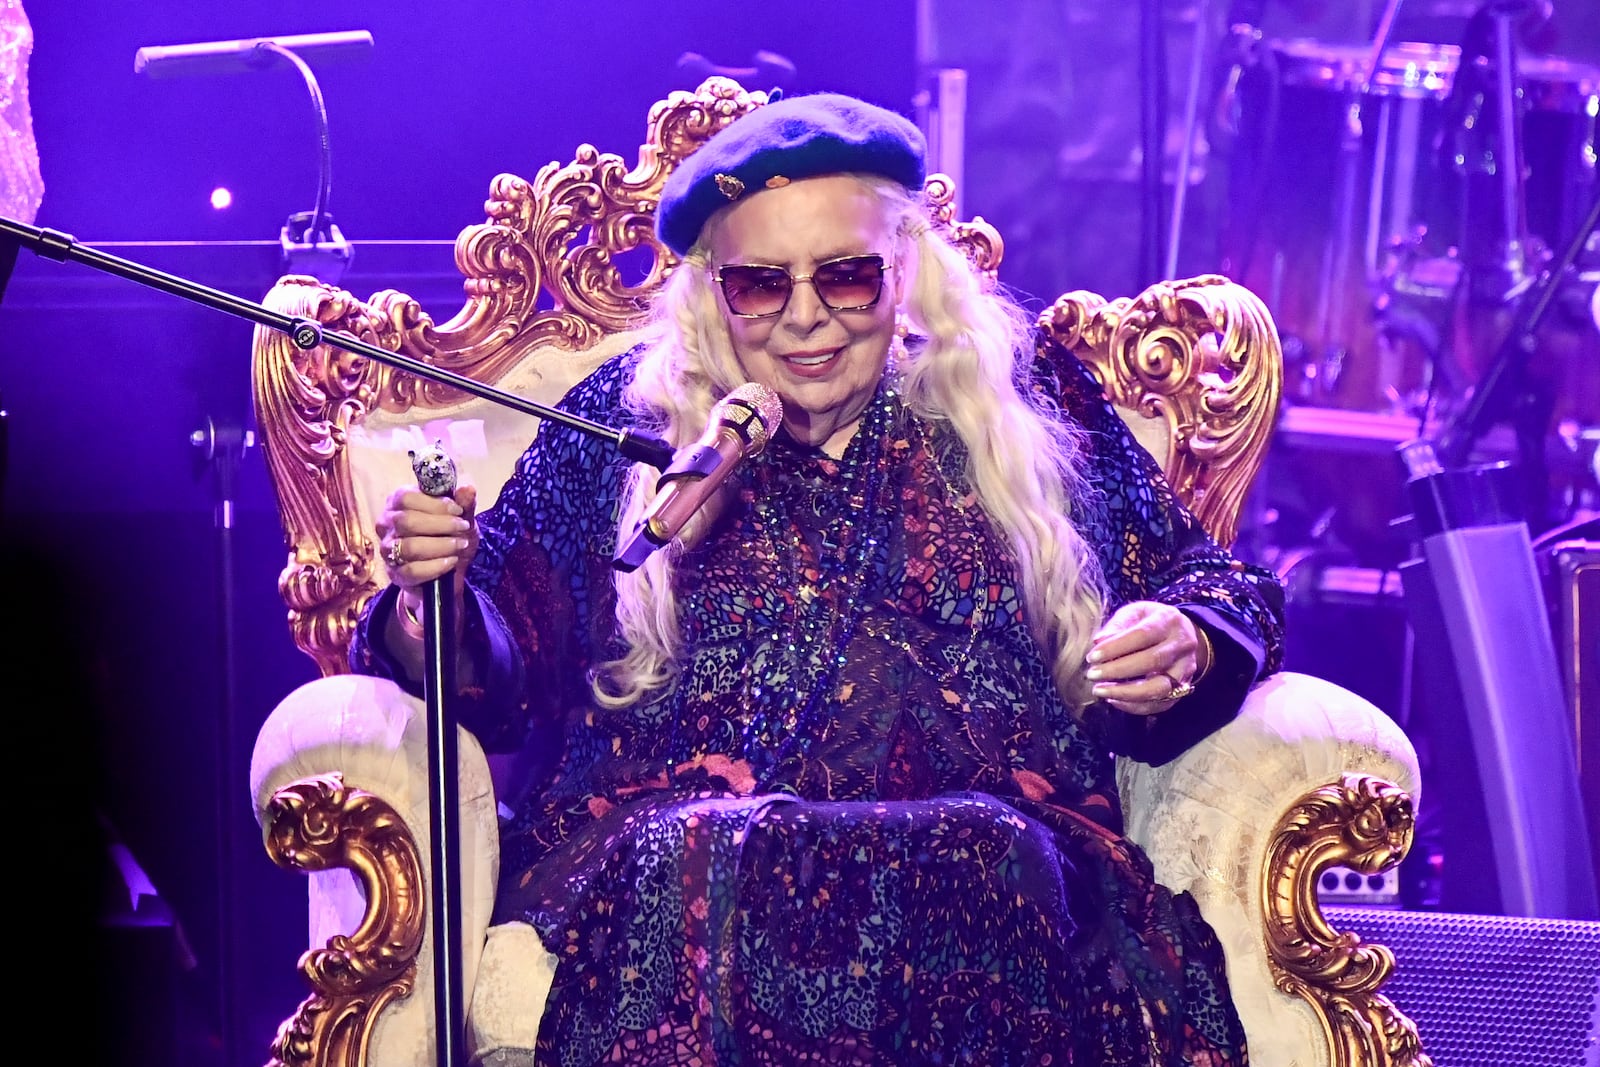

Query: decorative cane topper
left=408, top=440, right=459, bottom=498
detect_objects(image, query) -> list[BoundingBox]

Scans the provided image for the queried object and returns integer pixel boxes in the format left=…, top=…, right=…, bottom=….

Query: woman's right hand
left=375, top=483, right=479, bottom=612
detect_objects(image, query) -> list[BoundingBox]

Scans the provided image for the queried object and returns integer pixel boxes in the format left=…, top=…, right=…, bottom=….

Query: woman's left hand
left=1085, top=601, right=1202, bottom=716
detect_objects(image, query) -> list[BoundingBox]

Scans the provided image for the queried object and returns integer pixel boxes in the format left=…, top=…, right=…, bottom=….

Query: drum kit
left=1227, top=4, right=1599, bottom=457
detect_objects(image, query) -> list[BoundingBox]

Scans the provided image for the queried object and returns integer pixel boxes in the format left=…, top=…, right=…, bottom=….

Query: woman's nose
left=781, top=276, right=831, bottom=330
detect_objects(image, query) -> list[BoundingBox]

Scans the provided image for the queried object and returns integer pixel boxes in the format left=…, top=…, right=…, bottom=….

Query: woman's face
left=706, top=175, right=902, bottom=456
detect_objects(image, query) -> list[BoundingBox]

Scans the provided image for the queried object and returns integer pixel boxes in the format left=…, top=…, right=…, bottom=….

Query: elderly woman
left=359, top=92, right=1285, bottom=1065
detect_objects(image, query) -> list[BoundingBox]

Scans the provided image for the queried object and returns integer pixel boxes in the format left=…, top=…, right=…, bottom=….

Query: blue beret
left=656, top=92, right=927, bottom=256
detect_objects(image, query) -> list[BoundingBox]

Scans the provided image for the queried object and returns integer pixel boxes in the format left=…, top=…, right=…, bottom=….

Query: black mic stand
left=0, top=220, right=673, bottom=469
left=189, top=412, right=253, bottom=1067
left=0, top=215, right=673, bottom=1067
left=1136, top=0, right=1170, bottom=288
left=404, top=443, right=468, bottom=1067
left=1436, top=191, right=1600, bottom=489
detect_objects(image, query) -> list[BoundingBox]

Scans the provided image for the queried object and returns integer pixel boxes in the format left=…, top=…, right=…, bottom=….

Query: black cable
left=257, top=42, right=334, bottom=243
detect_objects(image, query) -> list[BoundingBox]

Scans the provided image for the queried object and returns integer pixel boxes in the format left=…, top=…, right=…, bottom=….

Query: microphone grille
left=723, top=382, right=784, bottom=453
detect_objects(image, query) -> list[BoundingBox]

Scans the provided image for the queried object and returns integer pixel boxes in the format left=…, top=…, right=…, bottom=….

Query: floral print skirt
left=507, top=790, right=1246, bottom=1066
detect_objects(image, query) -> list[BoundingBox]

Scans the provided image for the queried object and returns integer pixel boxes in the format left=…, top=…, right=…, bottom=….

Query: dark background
left=2, top=1, right=1597, bottom=1064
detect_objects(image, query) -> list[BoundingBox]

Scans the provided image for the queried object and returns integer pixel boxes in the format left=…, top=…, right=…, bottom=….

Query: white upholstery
left=350, top=332, right=638, bottom=588
left=250, top=674, right=528, bottom=1067
left=1114, top=404, right=1171, bottom=466
left=1118, top=672, right=1420, bottom=1067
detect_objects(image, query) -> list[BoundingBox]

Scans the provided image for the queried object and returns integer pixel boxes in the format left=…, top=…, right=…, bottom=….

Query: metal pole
left=1166, top=0, right=1214, bottom=279
left=1139, top=0, right=1170, bottom=287
left=423, top=575, right=464, bottom=1067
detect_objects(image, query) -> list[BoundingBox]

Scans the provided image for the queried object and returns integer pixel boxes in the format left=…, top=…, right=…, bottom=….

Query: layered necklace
left=738, top=382, right=905, bottom=785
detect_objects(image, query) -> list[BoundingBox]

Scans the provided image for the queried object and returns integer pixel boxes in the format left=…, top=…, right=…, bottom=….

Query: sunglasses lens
left=716, top=256, right=888, bottom=316
left=813, top=257, right=885, bottom=310
left=719, top=266, right=792, bottom=317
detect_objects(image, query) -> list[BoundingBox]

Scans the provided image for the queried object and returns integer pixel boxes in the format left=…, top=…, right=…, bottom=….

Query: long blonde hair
left=593, top=175, right=1107, bottom=710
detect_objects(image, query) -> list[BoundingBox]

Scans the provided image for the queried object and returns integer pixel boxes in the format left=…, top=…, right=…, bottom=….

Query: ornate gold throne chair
left=248, top=76, right=1428, bottom=1067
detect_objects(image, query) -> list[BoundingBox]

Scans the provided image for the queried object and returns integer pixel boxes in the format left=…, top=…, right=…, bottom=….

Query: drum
left=1227, top=39, right=1466, bottom=412
left=1271, top=38, right=1460, bottom=98
left=1517, top=54, right=1599, bottom=266
left=1229, top=37, right=1599, bottom=418
left=1437, top=49, right=1599, bottom=437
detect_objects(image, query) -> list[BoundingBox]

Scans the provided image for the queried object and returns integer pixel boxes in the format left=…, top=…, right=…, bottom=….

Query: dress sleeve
left=349, top=353, right=637, bottom=762
left=1034, top=343, right=1287, bottom=765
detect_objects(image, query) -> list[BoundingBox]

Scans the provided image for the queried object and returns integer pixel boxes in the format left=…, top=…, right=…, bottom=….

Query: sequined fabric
left=0, top=0, right=43, bottom=224
left=354, top=343, right=1286, bottom=1065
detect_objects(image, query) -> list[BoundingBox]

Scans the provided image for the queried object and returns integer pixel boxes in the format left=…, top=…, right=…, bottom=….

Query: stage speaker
left=1541, top=533, right=1600, bottom=880
left=1399, top=459, right=1598, bottom=918
left=1326, top=906, right=1600, bottom=1066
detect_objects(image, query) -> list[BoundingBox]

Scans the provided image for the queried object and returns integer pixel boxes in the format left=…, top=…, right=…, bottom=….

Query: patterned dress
left=354, top=343, right=1286, bottom=1066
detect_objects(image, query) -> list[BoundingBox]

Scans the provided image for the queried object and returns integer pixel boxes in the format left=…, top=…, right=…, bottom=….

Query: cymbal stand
left=1456, top=5, right=1536, bottom=306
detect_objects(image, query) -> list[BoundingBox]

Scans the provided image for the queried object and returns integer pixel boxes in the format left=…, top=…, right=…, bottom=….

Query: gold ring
left=386, top=540, right=404, bottom=569
left=1167, top=677, right=1195, bottom=701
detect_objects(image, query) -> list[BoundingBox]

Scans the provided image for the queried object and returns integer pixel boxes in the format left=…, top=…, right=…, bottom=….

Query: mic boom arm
left=0, top=215, right=676, bottom=470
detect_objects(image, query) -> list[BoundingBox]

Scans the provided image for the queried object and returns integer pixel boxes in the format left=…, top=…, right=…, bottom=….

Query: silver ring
left=1167, top=676, right=1195, bottom=701
left=386, top=539, right=404, bottom=569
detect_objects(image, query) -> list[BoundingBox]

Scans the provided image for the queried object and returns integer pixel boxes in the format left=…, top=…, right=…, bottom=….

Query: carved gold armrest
left=260, top=775, right=425, bottom=1067
left=1266, top=774, right=1432, bottom=1067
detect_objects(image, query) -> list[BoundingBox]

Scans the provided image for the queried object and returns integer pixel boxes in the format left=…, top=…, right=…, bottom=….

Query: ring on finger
left=1166, top=675, right=1195, bottom=701
left=386, top=539, right=405, bottom=569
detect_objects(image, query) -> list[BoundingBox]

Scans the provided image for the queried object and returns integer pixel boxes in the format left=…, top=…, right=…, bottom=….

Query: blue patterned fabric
left=353, top=341, right=1286, bottom=1065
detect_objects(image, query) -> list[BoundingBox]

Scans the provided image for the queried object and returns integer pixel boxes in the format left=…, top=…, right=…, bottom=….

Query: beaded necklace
left=738, top=382, right=904, bottom=785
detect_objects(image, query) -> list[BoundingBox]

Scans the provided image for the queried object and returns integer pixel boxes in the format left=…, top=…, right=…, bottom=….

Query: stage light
left=210, top=187, right=233, bottom=210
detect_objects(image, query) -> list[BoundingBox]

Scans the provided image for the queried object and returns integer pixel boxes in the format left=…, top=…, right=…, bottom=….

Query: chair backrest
left=1037, top=279, right=1284, bottom=549
left=251, top=75, right=1280, bottom=676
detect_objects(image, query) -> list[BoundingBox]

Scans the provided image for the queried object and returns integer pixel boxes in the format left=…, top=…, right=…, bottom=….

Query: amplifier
left=1542, top=534, right=1600, bottom=881
left=1317, top=865, right=1402, bottom=907
left=1325, top=907, right=1600, bottom=1067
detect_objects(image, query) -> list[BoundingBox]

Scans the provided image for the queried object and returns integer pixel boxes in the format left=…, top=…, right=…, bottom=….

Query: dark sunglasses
left=712, top=253, right=892, bottom=318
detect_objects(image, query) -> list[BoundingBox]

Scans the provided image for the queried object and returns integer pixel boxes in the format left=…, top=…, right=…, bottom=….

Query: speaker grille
left=1323, top=907, right=1600, bottom=1067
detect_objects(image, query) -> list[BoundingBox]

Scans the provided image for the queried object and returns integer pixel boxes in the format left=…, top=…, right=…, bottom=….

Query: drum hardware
left=1373, top=230, right=1467, bottom=420
left=1435, top=189, right=1598, bottom=512
left=1305, top=0, right=1407, bottom=407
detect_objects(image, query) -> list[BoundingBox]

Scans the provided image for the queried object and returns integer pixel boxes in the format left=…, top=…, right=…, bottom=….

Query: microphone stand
left=405, top=443, right=467, bottom=1067
left=1436, top=190, right=1600, bottom=478
left=0, top=214, right=673, bottom=1067
left=425, top=570, right=462, bottom=1066
left=0, top=219, right=674, bottom=468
